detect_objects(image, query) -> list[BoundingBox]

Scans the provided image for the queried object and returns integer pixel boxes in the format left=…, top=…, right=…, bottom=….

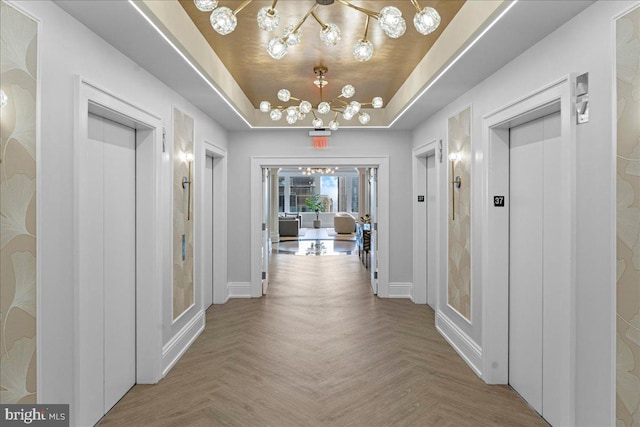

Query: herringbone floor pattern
left=99, top=254, right=546, bottom=427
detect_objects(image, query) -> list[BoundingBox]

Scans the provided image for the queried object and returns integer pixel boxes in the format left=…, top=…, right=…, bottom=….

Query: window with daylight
left=277, top=169, right=360, bottom=214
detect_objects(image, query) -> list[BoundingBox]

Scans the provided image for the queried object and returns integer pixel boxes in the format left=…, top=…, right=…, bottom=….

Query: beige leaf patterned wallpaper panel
left=173, top=107, right=195, bottom=320
left=617, top=6, right=640, bottom=426
left=0, top=1, right=38, bottom=404
left=448, top=106, right=471, bottom=321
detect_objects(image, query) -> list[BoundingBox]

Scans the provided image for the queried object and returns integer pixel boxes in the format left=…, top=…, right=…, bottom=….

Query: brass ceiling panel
left=179, top=0, right=465, bottom=108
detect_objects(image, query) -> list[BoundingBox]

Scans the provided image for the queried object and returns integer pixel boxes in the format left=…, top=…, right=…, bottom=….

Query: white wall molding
left=227, top=282, right=252, bottom=300
left=436, top=311, right=482, bottom=377
left=388, top=282, right=414, bottom=300
left=161, top=310, right=205, bottom=376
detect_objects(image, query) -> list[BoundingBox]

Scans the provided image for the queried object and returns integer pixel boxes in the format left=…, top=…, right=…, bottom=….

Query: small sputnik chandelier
left=300, top=167, right=338, bottom=175
left=258, top=66, right=383, bottom=131
left=193, top=0, right=441, bottom=62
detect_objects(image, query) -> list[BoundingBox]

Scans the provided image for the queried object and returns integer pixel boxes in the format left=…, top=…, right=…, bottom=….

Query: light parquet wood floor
left=99, top=254, right=546, bottom=427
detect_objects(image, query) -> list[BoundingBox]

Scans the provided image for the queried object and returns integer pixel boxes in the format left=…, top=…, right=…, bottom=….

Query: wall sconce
left=180, top=152, right=194, bottom=221
left=449, top=152, right=462, bottom=220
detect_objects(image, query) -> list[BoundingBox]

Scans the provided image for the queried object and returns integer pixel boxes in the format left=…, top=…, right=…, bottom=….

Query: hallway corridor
left=99, top=254, right=545, bottom=426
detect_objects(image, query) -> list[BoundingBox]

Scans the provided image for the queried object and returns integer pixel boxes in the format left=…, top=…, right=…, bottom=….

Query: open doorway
left=263, top=165, right=376, bottom=294
left=250, top=157, right=390, bottom=298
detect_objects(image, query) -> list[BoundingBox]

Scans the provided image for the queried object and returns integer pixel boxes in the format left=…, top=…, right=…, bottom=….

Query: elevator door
left=87, top=113, right=136, bottom=415
left=204, top=155, right=214, bottom=308
left=508, top=112, right=561, bottom=419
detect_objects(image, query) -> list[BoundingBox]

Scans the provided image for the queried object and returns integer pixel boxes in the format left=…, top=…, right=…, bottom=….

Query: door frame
left=481, top=76, right=576, bottom=424
left=412, top=139, right=441, bottom=305
left=250, top=156, right=390, bottom=298
left=74, top=77, right=164, bottom=425
left=199, top=141, right=227, bottom=306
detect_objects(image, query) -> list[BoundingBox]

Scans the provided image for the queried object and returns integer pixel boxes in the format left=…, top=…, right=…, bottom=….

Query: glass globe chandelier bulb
left=358, top=112, right=371, bottom=125
left=260, top=101, right=271, bottom=113
left=286, top=106, right=298, bottom=117
left=343, top=110, right=354, bottom=121
left=353, top=39, right=374, bottom=62
left=372, top=96, right=384, bottom=109
left=270, top=109, right=282, bottom=121
left=378, top=6, right=406, bottom=39
left=414, top=6, right=440, bottom=35
left=299, top=100, right=312, bottom=114
left=257, top=6, right=280, bottom=32
left=329, top=120, right=339, bottom=131
left=312, top=118, right=324, bottom=128
left=267, top=37, right=288, bottom=60
left=194, top=0, right=218, bottom=12
left=283, top=25, right=302, bottom=46
left=286, top=114, right=297, bottom=124
left=0, top=90, right=7, bottom=108
left=210, top=7, right=237, bottom=35
left=278, top=89, right=291, bottom=102
left=341, top=84, right=355, bottom=99
left=320, top=23, right=342, bottom=47
left=318, top=102, right=331, bottom=115
left=350, top=101, right=361, bottom=114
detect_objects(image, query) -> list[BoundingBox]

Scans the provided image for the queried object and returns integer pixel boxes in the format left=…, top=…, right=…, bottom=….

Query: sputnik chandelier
left=300, top=167, right=338, bottom=175
left=259, top=66, right=382, bottom=130
left=193, top=0, right=441, bottom=62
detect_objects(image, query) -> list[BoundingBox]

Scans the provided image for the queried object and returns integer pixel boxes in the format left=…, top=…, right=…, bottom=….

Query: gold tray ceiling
left=179, top=0, right=465, bottom=108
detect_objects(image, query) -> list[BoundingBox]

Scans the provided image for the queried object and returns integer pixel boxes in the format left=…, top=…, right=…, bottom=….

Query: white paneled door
left=87, top=113, right=136, bottom=416
left=508, top=112, right=561, bottom=422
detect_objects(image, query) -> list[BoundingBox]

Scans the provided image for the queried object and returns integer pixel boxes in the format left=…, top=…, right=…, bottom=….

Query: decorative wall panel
left=616, top=6, right=640, bottom=426
left=173, top=107, right=194, bottom=319
left=447, top=106, right=471, bottom=321
left=0, top=1, right=38, bottom=404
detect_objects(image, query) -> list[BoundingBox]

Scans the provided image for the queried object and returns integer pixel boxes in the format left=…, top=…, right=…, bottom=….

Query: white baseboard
left=161, top=310, right=205, bottom=377
left=227, top=282, right=252, bottom=300
left=435, top=311, right=483, bottom=377
left=388, top=282, right=414, bottom=301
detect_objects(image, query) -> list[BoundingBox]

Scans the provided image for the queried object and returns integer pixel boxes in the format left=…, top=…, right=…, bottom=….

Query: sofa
left=279, top=216, right=300, bottom=237
left=334, top=212, right=356, bottom=234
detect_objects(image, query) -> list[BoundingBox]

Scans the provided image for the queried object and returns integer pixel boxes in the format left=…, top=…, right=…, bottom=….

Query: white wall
left=227, top=129, right=413, bottom=285
left=15, top=0, right=228, bottom=414
left=412, top=1, right=635, bottom=424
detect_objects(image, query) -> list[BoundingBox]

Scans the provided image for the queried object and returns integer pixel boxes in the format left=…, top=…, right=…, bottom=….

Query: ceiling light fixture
left=299, top=166, right=339, bottom=175
left=195, top=0, right=440, bottom=62
left=259, top=66, right=383, bottom=131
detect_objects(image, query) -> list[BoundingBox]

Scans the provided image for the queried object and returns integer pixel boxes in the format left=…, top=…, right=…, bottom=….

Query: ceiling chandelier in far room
left=258, top=66, right=383, bottom=131
left=300, top=167, right=338, bottom=175
left=193, top=0, right=441, bottom=62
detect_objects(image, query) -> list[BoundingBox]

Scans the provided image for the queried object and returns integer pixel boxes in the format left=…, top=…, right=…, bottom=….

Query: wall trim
left=435, top=311, right=482, bottom=377
left=227, top=282, right=252, bottom=299
left=388, top=282, right=414, bottom=301
left=161, top=310, right=205, bottom=376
